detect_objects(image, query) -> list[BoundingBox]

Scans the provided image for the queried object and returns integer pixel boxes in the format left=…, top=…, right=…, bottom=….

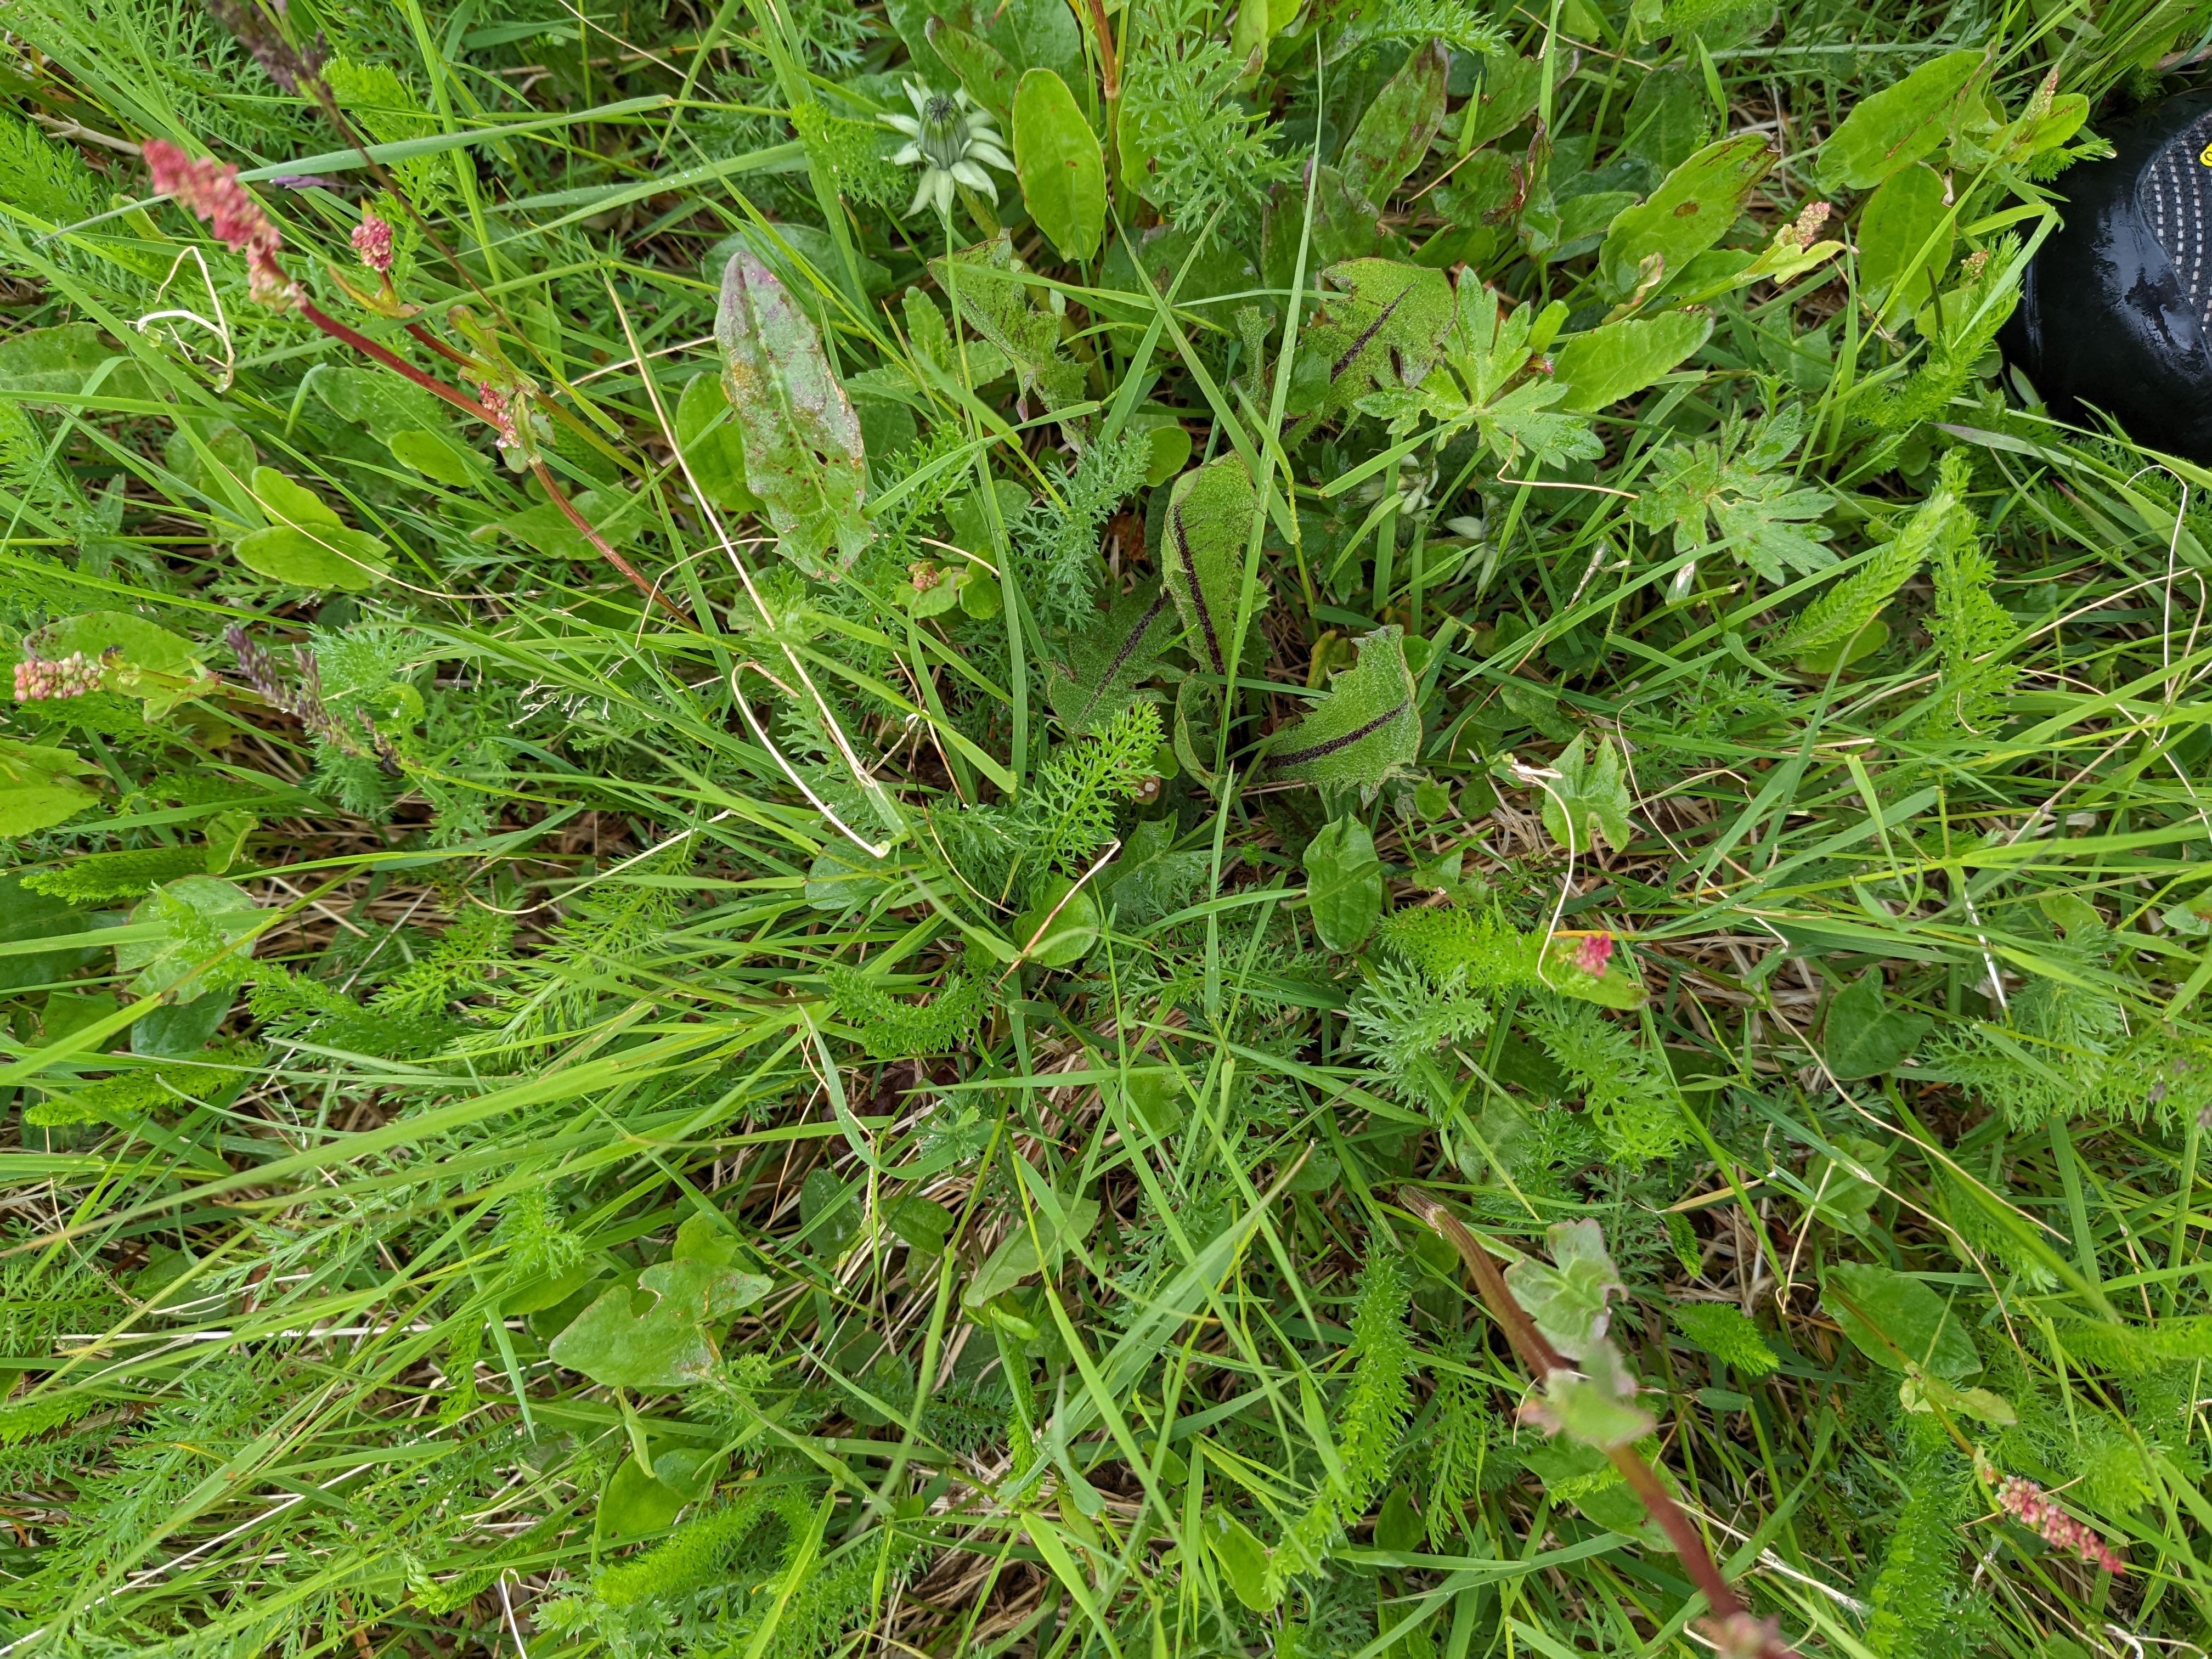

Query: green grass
left=2, top=0, right=2211, bottom=1655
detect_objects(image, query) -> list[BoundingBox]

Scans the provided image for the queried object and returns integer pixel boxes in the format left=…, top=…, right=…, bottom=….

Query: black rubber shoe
left=2004, top=87, right=2212, bottom=460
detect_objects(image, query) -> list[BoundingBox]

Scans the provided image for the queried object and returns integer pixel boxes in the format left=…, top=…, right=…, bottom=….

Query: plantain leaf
left=1267, top=625, right=1421, bottom=797
left=1013, top=68, right=1104, bottom=262
left=1160, top=456, right=1255, bottom=679
left=1339, top=40, right=1450, bottom=205
left=715, top=247, right=872, bottom=580
left=1047, top=582, right=1176, bottom=735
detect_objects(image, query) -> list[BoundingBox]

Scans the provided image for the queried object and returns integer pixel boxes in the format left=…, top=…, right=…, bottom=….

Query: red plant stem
left=297, top=298, right=495, bottom=424
left=405, top=320, right=480, bottom=372
left=529, top=459, right=694, bottom=627
left=1400, top=1188, right=1798, bottom=1659
left=298, top=295, right=690, bottom=626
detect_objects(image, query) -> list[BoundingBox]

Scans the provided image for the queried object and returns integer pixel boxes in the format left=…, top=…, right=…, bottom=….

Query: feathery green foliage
left=0, top=2, right=2202, bottom=1655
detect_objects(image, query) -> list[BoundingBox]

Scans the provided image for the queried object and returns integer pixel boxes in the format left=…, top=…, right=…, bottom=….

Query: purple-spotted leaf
left=715, top=248, right=871, bottom=580
left=1160, top=455, right=1254, bottom=679
left=1047, top=582, right=1176, bottom=736
left=1268, top=626, right=1421, bottom=798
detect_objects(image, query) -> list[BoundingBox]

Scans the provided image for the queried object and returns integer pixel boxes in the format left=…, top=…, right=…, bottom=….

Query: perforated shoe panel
left=2139, top=111, right=2212, bottom=329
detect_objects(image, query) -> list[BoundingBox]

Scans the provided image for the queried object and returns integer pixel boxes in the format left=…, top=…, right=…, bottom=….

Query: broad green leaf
left=930, top=233, right=1087, bottom=431
left=386, top=428, right=484, bottom=487
left=1269, top=625, right=1420, bottom=797
left=926, top=20, right=1018, bottom=123
left=1047, top=582, right=1175, bottom=735
left=1856, top=163, right=1951, bottom=325
left=1821, top=973, right=1933, bottom=1079
left=549, top=1230, right=770, bottom=1390
left=1161, top=455, right=1254, bottom=678
left=1097, top=819, right=1207, bottom=927
left=1900, top=1368, right=2016, bottom=1425
left=596, top=1446, right=721, bottom=1542
left=1114, top=1064, right=1187, bottom=1133
left=1535, top=735, right=1634, bottom=854
left=492, top=487, right=642, bottom=568
left=1339, top=40, right=1449, bottom=204
left=1800, top=1132, right=1892, bottom=1235
left=1302, top=815, right=1383, bottom=952
left=884, top=1195, right=951, bottom=1257
left=800, top=1169, right=864, bottom=1258
left=1598, top=133, right=1772, bottom=301
left=1623, top=64, right=1713, bottom=174
left=0, top=873, right=106, bottom=992
left=1549, top=309, right=1712, bottom=411
left=0, top=739, right=100, bottom=835
left=1127, top=405, right=1193, bottom=485
left=233, top=524, right=392, bottom=591
left=1013, top=69, right=1103, bottom=262
left=1821, top=1262, right=1979, bottom=1378
left=1815, top=48, right=1984, bottom=191
left=1529, top=1365, right=1655, bottom=1450
left=1459, top=53, right=1543, bottom=151
left=1260, top=166, right=1396, bottom=292
left=115, top=876, right=257, bottom=1003
left=1291, top=259, right=1455, bottom=425
left=1506, top=1220, right=1626, bottom=1361
left=674, top=370, right=764, bottom=513
left=238, top=467, right=391, bottom=590
left=715, top=247, right=872, bottom=580
left=306, top=363, right=450, bottom=431
left=1205, top=1509, right=1277, bottom=1610
left=0, top=322, right=148, bottom=403
left=1013, top=873, right=1101, bottom=967
left=963, top=1192, right=1100, bottom=1307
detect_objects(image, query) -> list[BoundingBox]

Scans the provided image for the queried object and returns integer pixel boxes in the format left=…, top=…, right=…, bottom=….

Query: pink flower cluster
left=142, top=139, right=295, bottom=307
left=351, top=211, right=393, bottom=275
left=14, top=652, right=105, bottom=701
left=478, top=382, right=521, bottom=450
left=1782, top=201, right=1833, bottom=250
left=1995, top=1475, right=2125, bottom=1573
left=1573, top=932, right=1615, bottom=977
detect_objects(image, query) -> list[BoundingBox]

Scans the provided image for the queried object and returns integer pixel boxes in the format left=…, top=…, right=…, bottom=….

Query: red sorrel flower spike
left=14, top=652, right=105, bottom=701
left=478, top=382, right=521, bottom=450
left=143, top=139, right=297, bottom=308
left=1994, top=1475, right=2126, bottom=1573
left=144, top=140, right=279, bottom=259
left=352, top=211, right=393, bottom=274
